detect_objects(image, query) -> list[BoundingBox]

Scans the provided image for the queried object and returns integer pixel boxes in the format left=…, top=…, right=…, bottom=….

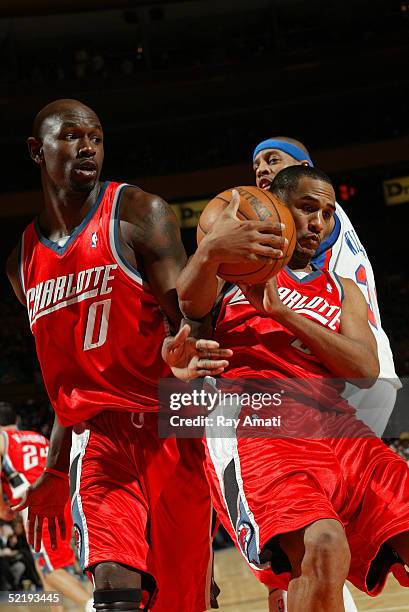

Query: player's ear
left=300, top=160, right=310, bottom=167
left=27, top=137, right=43, bottom=165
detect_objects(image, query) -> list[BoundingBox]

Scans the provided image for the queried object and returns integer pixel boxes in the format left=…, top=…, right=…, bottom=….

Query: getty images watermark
left=169, top=386, right=282, bottom=425
left=159, top=378, right=286, bottom=438
left=158, top=377, right=409, bottom=439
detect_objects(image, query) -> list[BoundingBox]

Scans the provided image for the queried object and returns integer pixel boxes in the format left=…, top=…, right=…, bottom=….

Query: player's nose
left=256, top=160, right=270, bottom=177
left=309, top=212, right=324, bottom=233
left=78, top=140, right=96, bottom=158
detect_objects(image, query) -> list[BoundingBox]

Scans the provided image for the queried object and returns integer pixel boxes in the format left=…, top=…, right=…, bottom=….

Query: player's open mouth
left=258, top=178, right=272, bottom=190
left=73, top=162, right=98, bottom=178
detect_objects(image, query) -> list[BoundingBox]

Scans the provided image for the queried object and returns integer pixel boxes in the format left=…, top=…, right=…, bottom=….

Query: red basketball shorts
left=22, top=503, right=75, bottom=573
left=70, top=411, right=213, bottom=611
left=204, top=407, right=409, bottom=596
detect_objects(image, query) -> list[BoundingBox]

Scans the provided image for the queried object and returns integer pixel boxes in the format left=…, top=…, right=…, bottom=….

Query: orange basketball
left=197, top=186, right=296, bottom=284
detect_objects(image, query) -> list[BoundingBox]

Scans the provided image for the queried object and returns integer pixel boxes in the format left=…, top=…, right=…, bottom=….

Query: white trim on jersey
left=204, top=382, right=269, bottom=573
left=204, top=503, right=215, bottom=611
left=71, top=429, right=91, bottom=569
left=108, top=183, right=145, bottom=287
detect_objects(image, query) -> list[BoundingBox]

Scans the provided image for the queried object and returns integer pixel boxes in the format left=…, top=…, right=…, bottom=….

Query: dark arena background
left=0, top=1, right=408, bottom=610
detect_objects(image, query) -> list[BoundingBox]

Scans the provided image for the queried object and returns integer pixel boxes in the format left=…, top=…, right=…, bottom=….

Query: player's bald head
left=32, top=99, right=101, bottom=139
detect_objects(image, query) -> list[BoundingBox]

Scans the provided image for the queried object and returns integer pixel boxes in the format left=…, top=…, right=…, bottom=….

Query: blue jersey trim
left=284, top=266, right=322, bottom=284
left=113, top=185, right=145, bottom=282
left=34, top=181, right=109, bottom=254
left=333, top=271, right=345, bottom=301
left=312, top=212, right=341, bottom=269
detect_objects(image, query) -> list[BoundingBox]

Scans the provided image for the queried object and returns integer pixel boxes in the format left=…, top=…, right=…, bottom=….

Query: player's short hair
left=270, top=166, right=333, bottom=203
left=0, top=402, right=17, bottom=426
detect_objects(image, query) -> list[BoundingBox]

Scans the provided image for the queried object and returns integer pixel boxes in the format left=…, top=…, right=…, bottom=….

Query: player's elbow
left=178, top=298, right=210, bottom=321
left=354, top=354, right=380, bottom=388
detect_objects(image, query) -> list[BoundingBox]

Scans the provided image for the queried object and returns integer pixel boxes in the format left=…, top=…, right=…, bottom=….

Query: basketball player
left=252, top=136, right=400, bottom=437
left=6, top=99, right=276, bottom=611
left=174, top=166, right=409, bottom=611
left=252, top=137, right=401, bottom=612
left=0, top=403, right=93, bottom=612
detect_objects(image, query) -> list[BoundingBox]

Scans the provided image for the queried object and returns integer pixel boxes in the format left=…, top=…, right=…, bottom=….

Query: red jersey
left=215, top=266, right=352, bottom=412
left=1, top=428, right=48, bottom=504
left=19, top=182, right=170, bottom=426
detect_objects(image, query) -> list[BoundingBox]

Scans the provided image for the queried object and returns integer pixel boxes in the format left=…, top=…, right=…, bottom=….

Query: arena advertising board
left=383, top=175, right=409, bottom=206
left=171, top=200, right=208, bottom=228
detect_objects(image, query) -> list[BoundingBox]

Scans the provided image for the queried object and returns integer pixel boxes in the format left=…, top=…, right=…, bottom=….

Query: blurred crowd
left=0, top=517, right=42, bottom=590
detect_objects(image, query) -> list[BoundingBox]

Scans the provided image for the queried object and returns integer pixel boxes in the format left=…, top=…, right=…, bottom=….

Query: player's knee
left=93, top=562, right=142, bottom=590
left=304, top=526, right=350, bottom=582
left=93, top=588, right=142, bottom=611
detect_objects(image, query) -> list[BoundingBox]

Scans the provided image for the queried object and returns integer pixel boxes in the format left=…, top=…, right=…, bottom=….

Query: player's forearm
left=275, top=308, right=379, bottom=386
left=177, top=246, right=220, bottom=319
left=46, top=415, right=72, bottom=474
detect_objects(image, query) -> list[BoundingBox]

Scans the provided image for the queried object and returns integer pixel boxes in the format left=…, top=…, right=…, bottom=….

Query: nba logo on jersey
left=326, top=283, right=332, bottom=293
left=91, top=232, right=98, bottom=248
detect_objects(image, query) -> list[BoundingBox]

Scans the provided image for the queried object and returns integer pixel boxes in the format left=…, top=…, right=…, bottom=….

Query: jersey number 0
left=83, top=299, right=112, bottom=351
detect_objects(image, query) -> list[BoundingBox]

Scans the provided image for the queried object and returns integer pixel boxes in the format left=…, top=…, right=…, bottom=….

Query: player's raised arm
left=177, top=190, right=286, bottom=319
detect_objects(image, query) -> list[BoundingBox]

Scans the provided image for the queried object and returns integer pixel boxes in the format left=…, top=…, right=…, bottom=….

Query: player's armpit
left=119, top=188, right=187, bottom=330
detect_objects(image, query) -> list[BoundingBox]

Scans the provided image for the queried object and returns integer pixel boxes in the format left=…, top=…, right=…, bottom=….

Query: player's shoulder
left=119, top=185, right=174, bottom=224
left=337, top=276, right=365, bottom=303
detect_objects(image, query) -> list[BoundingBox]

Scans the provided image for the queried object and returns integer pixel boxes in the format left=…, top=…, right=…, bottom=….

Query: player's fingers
left=166, top=324, right=190, bottom=349
left=255, top=221, right=285, bottom=234
left=195, top=339, right=220, bottom=350
left=197, top=359, right=229, bottom=370
left=196, top=367, right=226, bottom=377
left=197, top=349, right=233, bottom=359
left=175, top=324, right=191, bottom=342
left=47, top=516, right=58, bottom=550
left=57, top=515, right=67, bottom=541
left=247, top=250, right=282, bottom=261
left=26, top=510, right=36, bottom=546
left=257, top=233, right=288, bottom=250
left=34, top=515, right=44, bottom=552
left=225, top=189, right=240, bottom=217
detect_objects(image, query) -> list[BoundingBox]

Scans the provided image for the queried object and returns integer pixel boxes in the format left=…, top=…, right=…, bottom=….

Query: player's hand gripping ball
left=197, top=186, right=296, bottom=284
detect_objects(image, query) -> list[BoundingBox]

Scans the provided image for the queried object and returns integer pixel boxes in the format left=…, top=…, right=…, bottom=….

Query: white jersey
left=312, top=203, right=400, bottom=388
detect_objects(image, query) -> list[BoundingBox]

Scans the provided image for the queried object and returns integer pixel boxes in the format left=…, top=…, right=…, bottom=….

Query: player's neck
left=40, top=180, right=101, bottom=239
left=288, top=253, right=313, bottom=273
left=2, top=425, right=17, bottom=430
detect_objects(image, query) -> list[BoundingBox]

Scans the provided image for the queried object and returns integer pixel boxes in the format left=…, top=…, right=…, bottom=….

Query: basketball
left=197, top=186, right=296, bottom=284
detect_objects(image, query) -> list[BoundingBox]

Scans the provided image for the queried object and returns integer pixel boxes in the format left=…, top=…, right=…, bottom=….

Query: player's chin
left=70, top=178, right=98, bottom=192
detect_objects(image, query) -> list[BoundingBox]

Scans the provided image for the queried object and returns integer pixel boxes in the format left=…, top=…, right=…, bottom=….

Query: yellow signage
left=383, top=176, right=409, bottom=206
left=171, top=200, right=208, bottom=228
